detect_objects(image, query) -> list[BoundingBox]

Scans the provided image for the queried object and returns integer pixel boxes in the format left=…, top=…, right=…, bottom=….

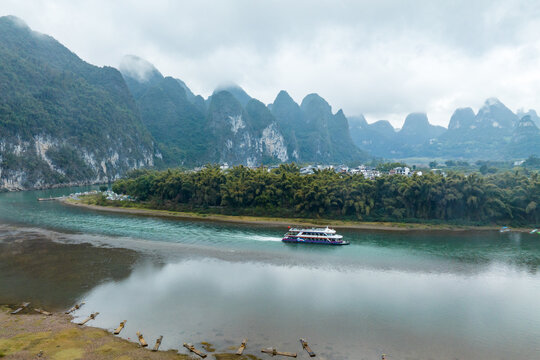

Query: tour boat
left=282, top=226, right=349, bottom=245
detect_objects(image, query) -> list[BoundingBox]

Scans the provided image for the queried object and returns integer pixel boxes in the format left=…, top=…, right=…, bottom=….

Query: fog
left=4, top=0, right=540, bottom=127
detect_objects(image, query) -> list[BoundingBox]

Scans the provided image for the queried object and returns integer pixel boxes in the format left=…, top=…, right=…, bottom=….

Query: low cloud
left=4, top=0, right=540, bottom=127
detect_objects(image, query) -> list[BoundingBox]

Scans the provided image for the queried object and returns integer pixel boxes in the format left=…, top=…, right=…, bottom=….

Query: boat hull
left=282, top=238, right=350, bottom=245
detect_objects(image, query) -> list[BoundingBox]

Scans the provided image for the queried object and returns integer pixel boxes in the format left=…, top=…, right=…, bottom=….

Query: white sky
left=3, top=0, right=540, bottom=128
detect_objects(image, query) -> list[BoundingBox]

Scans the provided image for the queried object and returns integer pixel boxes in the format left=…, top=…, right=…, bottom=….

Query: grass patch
left=0, top=331, right=50, bottom=356
left=52, top=348, right=84, bottom=360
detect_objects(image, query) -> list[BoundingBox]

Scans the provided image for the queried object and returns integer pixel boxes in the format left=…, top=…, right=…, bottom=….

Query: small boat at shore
left=282, top=226, right=349, bottom=245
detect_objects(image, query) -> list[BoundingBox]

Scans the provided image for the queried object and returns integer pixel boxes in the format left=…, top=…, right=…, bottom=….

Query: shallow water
left=0, top=187, right=539, bottom=359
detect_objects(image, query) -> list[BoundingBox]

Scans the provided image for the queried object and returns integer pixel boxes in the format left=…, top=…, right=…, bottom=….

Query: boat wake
left=250, top=235, right=283, bottom=242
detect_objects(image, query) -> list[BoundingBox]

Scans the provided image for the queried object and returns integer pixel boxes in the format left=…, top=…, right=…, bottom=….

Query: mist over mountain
left=1, top=15, right=539, bottom=191
left=120, top=56, right=208, bottom=166
left=448, top=107, right=476, bottom=130
left=508, top=115, right=540, bottom=158
left=213, top=85, right=252, bottom=107
left=121, top=58, right=367, bottom=167
left=517, top=109, right=540, bottom=128
left=0, top=16, right=155, bottom=190
left=398, top=113, right=446, bottom=144
left=350, top=97, right=540, bottom=160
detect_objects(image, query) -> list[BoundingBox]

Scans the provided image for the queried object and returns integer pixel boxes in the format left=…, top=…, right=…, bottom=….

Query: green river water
left=0, top=186, right=539, bottom=359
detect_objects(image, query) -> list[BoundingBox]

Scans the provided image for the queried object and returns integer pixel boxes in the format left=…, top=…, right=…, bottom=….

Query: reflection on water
left=0, top=187, right=540, bottom=359
left=0, top=226, right=139, bottom=309
left=74, top=258, right=540, bottom=360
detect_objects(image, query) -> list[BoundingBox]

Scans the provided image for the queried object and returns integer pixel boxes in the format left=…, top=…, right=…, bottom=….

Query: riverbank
left=0, top=306, right=260, bottom=359
left=63, top=197, right=530, bottom=232
left=0, top=305, right=184, bottom=359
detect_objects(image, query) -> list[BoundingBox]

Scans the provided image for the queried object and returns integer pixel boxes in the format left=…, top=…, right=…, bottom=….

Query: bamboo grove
left=112, top=164, right=540, bottom=226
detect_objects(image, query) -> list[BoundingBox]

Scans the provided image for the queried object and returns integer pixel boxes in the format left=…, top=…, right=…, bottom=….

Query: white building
left=394, top=167, right=410, bottom=175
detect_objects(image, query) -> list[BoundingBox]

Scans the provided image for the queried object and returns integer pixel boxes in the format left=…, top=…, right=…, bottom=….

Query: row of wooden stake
left=11, top=302, right=390, bottom=358
left=11, top=302, right=313, bottom=358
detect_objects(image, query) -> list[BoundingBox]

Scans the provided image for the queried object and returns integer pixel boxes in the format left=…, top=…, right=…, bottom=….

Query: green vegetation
left=523, top=155, right=540, bottom=169
left=271, top=91, right=367, bottom=163
left=112, top=164, right=540, bottom=226
left=376, top=162, right=407, bottom=172
left=123, top=73, right=208, bottom=166
left=0, top=308, right=191, bottom=359
left=0, top=16, right=154, bottom=187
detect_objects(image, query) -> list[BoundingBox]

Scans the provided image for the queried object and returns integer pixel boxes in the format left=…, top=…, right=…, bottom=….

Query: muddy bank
left=0, top=306, right=261, bottom=359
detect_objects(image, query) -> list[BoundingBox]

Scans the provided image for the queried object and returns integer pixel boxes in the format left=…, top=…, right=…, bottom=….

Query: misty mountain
left=271, top=92, right=367, bottom=163
left=398, top=113, right=446, bottom=144
left=3, top=13, right=537, bottom=191
left=435, top=98, right=519, bottom=159
left=205, top=92, right=288, bottom=166
left=268, top=90, right=302, bottom=160
left=351, top=97, right=540, bottom=160
left=349, top=116, right=395, bottom=157
left=0, top=16, right=155, bottom=190
left=213, top=85, right=252, bottom=107
left=447, top=107, right=476, bottom=130
left=517, top=109, right=540, bottom=128
left=350, top=112, right=445, bottom=158
left=508, top=115, right=540, bottom=158
left=122, top=57, right=367, bottom=166
left=120, top=55, right=208, bottom=166
left=370, top=120, right=396, bottom=138
left=120, top=59, right=296, bottom=166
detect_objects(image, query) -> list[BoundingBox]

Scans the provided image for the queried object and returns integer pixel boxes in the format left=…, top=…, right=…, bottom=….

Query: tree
left=376, top=162, right=407, bottom=172
left=523, top=155, right=540, bottom=169
left=111, top=166, right=540, bottom=226
left=429, top=161, right=438, bottom=168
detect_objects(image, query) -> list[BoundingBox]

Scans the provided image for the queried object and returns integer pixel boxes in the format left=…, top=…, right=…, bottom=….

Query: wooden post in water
left=152, top=336, right=163, bottom=351
left=113, top=320, right=126, bottom=335
left=65, top=302, right=85, bottom=314
left=11, top=302, right=30, bottom=314
left=183, top=343, right=207, bottom=358
left=236, top=338, right=247, bottom=355
left=300, top=338, right=316, bottom=357
left=78, top=312, right=99, bottom=325
left=136, top=332, right=148, bottom=347
left=34, top=308, right=52, bottom=316
left=261, top=347, right=297, bottom=358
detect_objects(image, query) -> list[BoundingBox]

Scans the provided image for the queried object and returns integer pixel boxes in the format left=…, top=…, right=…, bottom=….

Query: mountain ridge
left=120, top=56, right=368, bottom=166
left=0, top=16, right=156, bottom=190
left=350, top=97, right=540, bottom=160
left=1, top=14, right=538, bottom=192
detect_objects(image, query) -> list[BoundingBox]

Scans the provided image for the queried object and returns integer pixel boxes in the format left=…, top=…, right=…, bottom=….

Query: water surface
left=0, top=187, right=539, bottom=359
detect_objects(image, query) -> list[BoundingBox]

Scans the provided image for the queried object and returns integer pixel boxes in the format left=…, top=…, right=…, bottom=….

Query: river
left=0, top=187, right=539, bottom=359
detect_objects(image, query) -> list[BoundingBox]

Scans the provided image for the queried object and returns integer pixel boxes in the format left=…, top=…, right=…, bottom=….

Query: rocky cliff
left=0, top=16, right=156, bottom=190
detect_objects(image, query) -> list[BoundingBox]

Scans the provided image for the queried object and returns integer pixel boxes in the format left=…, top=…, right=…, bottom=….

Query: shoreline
left=62, top=199, right=529, bottom=233
left=0, top=305, right=260, bottom=359
left=0, top=305, right=186, bottom=359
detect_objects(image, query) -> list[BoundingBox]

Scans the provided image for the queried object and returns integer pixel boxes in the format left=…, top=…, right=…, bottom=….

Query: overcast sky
left=4, top=0, right=540, bottom=127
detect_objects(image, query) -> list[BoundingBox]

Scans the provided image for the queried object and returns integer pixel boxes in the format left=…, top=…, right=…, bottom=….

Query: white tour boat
left=282, top=226, right=349, bottom=245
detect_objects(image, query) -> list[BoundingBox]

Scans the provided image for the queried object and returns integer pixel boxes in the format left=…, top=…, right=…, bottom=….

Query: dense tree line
left=112, top=165, right=540, bottom=225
